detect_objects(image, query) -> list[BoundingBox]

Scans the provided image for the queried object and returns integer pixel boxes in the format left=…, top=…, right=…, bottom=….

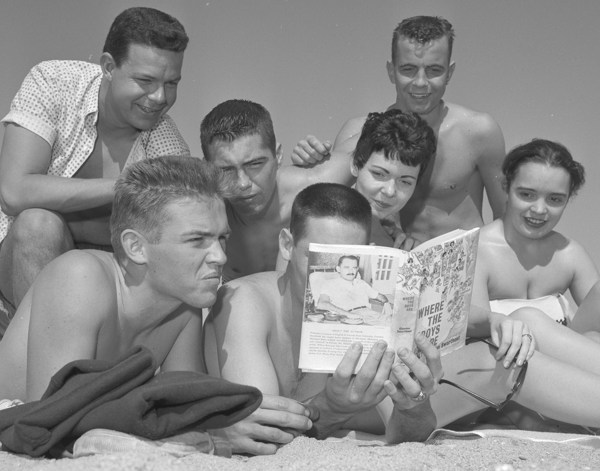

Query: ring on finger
left=411, top=391, right=427, bottom=402
left=522, top=333, right=533, bottom=342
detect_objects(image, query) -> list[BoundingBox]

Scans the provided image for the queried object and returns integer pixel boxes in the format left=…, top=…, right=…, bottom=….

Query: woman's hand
left=489, top=312, right=535, bottom=367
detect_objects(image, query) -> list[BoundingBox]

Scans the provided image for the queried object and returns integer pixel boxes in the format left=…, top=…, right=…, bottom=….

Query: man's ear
left=276, top=142, right=283, bottom=167
left=278, top=228, right=294, bottom=261
left=386, top=60, right=395, bottom=84
left=100, top=52, right=117, bottom=81
left=121, top=229, right=148, bottom=265
left=446, top=61, right=456, bottom=85
left=350, top=162, right=359, bottom=178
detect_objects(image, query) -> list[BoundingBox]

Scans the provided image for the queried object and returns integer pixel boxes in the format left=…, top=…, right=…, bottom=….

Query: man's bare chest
left=418, top=144, right=479, bottom=198
left=75, top=133, right=135, bottom=179
left=225, top=217, right=285, bottom=276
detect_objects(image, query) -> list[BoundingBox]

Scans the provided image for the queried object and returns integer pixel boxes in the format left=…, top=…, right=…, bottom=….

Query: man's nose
left=413, top=69, right=428, bottom=87
left=236, top=169, right=252, bottom=190
left=148, top=84, right=166, bottom=104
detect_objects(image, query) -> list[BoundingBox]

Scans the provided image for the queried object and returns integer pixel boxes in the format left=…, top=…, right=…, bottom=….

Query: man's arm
left=207, top=279, right=312, bottom=455
left=0, top=124, right=115, bottom=216
left=381, top=333, right=442, bottom=443
left=473, top=114, right=506, bottom=220
left=25, top=251, right=111, bottom=401
left=316, top=293, right=354, bottom=316
left=281, top=117, right=367, bottom=192
left=160, top=306, right=205, bottom=373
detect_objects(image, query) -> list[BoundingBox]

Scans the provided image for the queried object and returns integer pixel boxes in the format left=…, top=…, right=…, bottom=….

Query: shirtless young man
left=0, top=156, right=313, bottom=455
left=206, top=183, right=443, bottom=445
left=200, top=99, right=354, bottom=282
left=0, top=7, right=190, bottom=325
left=292, top=15, right=506, bottom=249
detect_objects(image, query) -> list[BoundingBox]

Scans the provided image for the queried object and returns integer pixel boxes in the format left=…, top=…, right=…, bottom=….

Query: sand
left=1, top=430, right=599, bottom=471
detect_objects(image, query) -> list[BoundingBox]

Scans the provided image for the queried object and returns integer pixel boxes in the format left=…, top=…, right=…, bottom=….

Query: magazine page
left=410, top=227, right=480, bottom=356
left=299, top=243, right=411, bottom=373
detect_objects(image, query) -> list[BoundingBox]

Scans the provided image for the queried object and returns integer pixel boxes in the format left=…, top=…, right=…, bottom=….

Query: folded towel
left=0, top=345, right=156, bottom=456
left=73, top=369, right=262, bottom=440
left=0, top=345, right=262, bottom=458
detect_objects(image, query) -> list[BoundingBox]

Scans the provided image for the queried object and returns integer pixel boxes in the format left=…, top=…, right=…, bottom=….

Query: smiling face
left=102, top=43, right=183, bottom=131
left=504, top=162, right=571, bottom=240
left=352, top=151, right=420, bottom=220
left=206, top=134, right=279, bottom=217
left=145, top=197, right=229, bottom=309
left=386, top=36, right=454, bottom=117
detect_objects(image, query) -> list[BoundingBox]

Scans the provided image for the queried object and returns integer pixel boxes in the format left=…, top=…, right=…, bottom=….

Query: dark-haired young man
left=200, top=99, right=354, bottom=282
left=206, top=183, right=442, bottom=451
left=0, top=7, right=191, bottom=330
left=292, top=15, right=506, bottom=250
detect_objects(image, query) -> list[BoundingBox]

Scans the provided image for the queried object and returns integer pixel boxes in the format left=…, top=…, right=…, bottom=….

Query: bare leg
left=432, top=339, right=600, bottom=428
left=511, top=307, right=600, bottom=376
left=0, top=209, right=73, bottom=307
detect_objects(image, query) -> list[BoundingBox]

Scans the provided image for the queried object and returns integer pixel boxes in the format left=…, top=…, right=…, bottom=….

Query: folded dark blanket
left=0, top=346, right=262, bottom=457
left=0, top=345, right=156, bottom=456
left=74, top=370, right=263, bottom=440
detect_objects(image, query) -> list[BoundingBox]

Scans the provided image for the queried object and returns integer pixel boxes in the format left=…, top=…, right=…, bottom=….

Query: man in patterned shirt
left=0, top=7, right=190, bottom=331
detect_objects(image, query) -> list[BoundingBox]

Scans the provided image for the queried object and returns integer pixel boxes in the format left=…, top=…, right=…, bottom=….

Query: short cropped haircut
left=103, top=7, right=189, bottom=67
left=200, top=99, right=277, bottom=159
left=502, top=139, right=585, bottom=196
left=110, top=156, right=228, bottom=260
left=392, top=16, right=455, bottom=63
left=290, top=183, right=372, bottom=242
left=352, top=109, right=436, bottom=179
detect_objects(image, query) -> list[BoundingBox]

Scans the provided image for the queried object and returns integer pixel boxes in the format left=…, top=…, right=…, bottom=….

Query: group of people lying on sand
left=0, top=8, right=599, bottom=457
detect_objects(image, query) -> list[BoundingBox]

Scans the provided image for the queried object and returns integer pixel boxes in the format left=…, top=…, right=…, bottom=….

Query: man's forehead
left=396, top=35, right=450, bottom=60
left=301, top=216, right=369, bottom=243
left=206, top=134, right=274, bottom=162
left=340, top=258, right=358, bottom=266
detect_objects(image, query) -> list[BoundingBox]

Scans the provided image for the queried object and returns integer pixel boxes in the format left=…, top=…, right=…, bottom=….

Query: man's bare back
left=0, top=250, right=194, bottom=400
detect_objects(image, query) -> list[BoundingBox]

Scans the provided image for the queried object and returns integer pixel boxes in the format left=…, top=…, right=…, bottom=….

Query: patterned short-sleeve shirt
left=0, top=60, right=190, bottom=241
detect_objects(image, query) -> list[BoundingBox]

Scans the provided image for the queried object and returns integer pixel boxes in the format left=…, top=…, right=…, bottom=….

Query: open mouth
left=524, top=216, right=547, bottom=228
left=410, top=93, right=430, bottom=100
left=373, top=199, right=392, bottom=209
left=137, top=104, right=163, bottom=114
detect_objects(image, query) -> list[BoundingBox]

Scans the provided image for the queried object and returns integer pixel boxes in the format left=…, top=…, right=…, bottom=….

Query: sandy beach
left=1, top=429, right=599, bottom=471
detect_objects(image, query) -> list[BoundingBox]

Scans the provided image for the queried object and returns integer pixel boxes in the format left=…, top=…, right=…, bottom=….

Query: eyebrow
left=181, top=229, right=230, bottom=238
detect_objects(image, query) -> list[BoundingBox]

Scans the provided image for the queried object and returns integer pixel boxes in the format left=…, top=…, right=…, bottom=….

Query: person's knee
left=10, top=209, right=71, bottom=250
left=509, top=306, right=549, bottom=324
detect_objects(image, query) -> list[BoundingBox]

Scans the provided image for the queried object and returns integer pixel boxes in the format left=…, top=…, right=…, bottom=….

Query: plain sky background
left=1, top=0, right=599, bottom=268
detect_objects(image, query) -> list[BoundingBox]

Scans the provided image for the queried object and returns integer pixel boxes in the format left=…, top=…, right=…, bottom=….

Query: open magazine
left=298, top=228, right=480, bottom=373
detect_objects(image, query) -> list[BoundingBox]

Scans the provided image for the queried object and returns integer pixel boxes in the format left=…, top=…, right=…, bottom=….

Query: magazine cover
left=298, top=228, right=479, bottom=373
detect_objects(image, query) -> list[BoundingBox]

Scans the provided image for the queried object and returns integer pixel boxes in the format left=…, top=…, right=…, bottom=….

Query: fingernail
left=503, top=361, right=510, bottom=368
left=398, top=348, right=409, bottom=357
left=352, top=343, right=362, bottom=351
